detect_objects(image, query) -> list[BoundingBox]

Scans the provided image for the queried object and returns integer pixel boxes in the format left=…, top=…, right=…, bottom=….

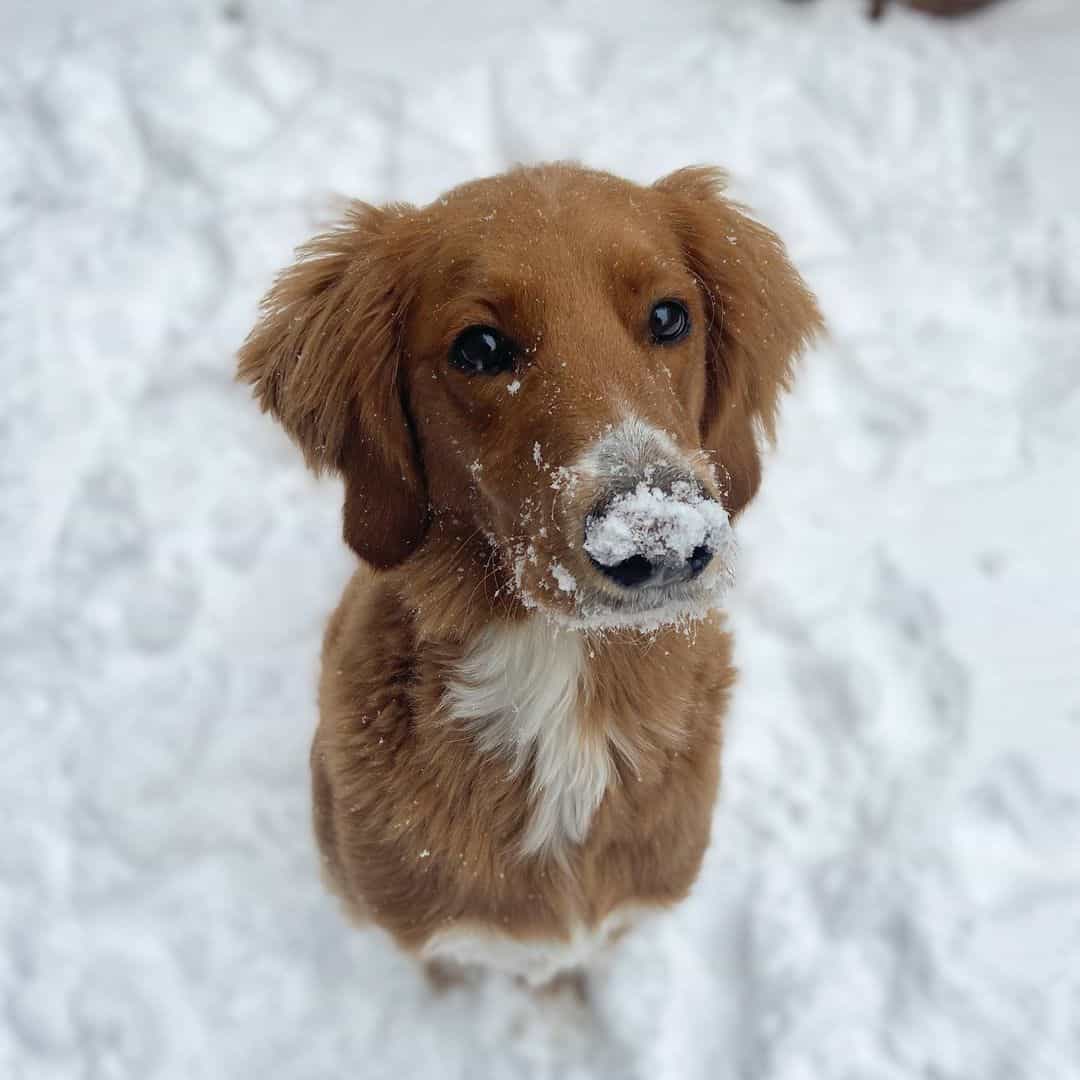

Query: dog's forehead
left=421, top=171, right=684, bottom=298
left=438, top=165, right=652, bottom=220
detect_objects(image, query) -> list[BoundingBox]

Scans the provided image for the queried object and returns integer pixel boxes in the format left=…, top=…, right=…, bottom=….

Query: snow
left=3, top=1, right=1080, bottom=1078
left=550, top=561, right=578, bottom=594
left=583, top=479, right=735, bottom=568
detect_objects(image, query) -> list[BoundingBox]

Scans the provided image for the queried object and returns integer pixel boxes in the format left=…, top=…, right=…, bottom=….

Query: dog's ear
left=237, top=203, right=428, bottom=568
left=654, top=167, right=823, bottom=518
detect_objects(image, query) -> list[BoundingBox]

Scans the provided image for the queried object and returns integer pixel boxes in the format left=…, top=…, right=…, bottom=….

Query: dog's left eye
left=649, top=300, right=691, bottom=344
left=450, top=325, right=517, bottom=376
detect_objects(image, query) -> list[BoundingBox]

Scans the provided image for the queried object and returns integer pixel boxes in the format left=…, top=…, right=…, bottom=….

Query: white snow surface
left=583, top=480, right=735, bottom=567
left=4, top=1, right=1080, bottom=1078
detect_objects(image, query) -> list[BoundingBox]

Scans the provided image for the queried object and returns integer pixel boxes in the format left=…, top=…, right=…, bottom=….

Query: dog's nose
left=583, top=478, right=727, bottom=591
left=590, top=545, right=714, bottom=590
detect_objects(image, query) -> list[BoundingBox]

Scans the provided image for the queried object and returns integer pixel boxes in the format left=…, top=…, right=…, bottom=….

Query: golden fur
left=238, top=162, right=822, bottom=977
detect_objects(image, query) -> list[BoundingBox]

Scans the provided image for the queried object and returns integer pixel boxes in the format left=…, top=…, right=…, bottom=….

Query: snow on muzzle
left=583, top=478, right=736, bottom=590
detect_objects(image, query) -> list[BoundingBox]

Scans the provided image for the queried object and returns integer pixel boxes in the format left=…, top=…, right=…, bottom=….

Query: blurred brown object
left=869, top=0, right=1005, bottom=17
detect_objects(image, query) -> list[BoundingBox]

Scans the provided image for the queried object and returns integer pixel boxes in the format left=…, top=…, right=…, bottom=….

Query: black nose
left=591, top=544, right=714, bottom=590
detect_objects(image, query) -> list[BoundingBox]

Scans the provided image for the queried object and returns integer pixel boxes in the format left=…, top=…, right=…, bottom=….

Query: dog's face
left=239, top=165, right=821, bottom=628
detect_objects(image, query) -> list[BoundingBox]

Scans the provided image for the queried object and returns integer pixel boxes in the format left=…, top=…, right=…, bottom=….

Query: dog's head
left=238, top=164, right=822, bottom=629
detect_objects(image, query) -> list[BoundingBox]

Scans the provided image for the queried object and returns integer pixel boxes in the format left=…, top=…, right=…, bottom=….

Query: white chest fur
left=421, top=907, right=647, bottom=986
left=444, top=618, right=613, bottom=857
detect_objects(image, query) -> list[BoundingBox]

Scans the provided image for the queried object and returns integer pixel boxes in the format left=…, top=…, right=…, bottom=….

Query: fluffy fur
left=444, top=619, right=609, bottom=860
left=238, top=162, right=822, bottom=983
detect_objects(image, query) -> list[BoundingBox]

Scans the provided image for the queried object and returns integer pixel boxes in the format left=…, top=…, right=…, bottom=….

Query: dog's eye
left=649, top=300, right=691, bottom=344
left=450, top=325, right=516, bottom=376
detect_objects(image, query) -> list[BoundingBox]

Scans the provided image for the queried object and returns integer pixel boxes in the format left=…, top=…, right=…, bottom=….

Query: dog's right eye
left=450, top=326, right=516, bottom=376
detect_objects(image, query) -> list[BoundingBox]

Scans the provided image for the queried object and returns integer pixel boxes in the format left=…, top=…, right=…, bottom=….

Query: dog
left=238, top=163, right=822, bottom=988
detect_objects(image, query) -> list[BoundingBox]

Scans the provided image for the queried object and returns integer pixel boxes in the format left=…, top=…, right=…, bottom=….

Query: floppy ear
left=655, top=167, right=824, bottom=517
left=237, top=202, right=428, bottom=569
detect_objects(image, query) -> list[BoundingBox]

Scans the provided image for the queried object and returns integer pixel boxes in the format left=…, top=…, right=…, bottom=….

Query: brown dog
left=238, top=163, right=821, bottom=986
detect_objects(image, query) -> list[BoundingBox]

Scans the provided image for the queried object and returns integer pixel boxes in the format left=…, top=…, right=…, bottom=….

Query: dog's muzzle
left=583, top=473, right=728, bottom=592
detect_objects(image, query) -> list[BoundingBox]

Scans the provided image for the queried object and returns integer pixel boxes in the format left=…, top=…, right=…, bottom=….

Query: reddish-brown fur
left=238, top=163, right=822, bottom=970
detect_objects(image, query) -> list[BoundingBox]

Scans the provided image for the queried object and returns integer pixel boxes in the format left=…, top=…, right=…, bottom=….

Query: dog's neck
left=391, top=533, right=716, bottom=859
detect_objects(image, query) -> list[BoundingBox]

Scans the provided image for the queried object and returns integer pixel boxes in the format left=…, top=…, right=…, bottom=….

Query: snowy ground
left=3, top=0, right=1080, bottom=1076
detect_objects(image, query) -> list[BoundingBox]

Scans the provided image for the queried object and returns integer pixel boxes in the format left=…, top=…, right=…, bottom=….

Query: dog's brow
left=607, top=251, right=683, bottom=295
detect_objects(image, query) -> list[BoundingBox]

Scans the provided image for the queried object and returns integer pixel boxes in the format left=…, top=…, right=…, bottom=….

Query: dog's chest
left=444, top=620, right=616, bottom=858
left=421, top=906, right=649, bottom=985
